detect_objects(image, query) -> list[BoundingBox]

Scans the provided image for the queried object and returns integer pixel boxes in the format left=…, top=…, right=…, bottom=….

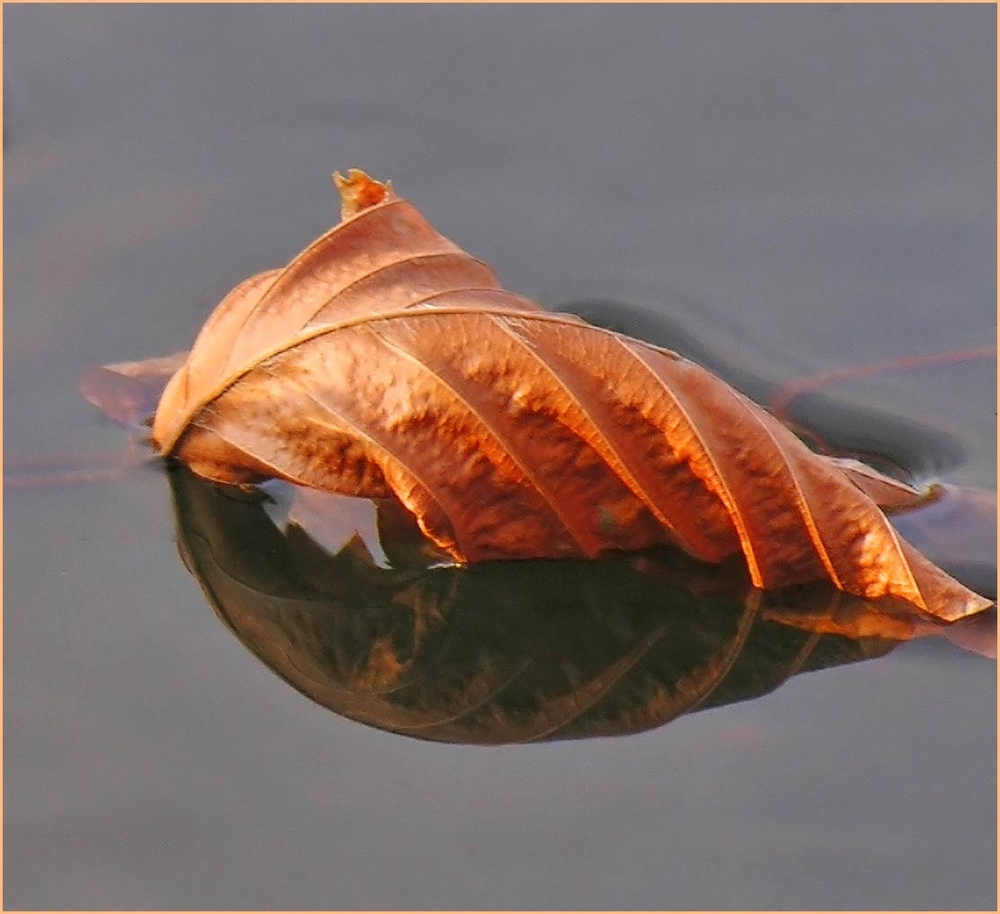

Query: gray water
left=4, top=5, right=996, bottom=909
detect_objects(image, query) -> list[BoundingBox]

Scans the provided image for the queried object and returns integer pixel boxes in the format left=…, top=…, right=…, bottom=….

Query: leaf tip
left=332, top=168, right=394, bottom=220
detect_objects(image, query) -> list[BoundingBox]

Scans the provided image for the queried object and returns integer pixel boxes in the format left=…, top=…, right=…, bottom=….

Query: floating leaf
left=87, top=169, right=988, bottom=622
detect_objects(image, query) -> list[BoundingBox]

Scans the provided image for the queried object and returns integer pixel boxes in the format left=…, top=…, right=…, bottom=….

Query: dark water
left=4, top=6, right=996, bottom=909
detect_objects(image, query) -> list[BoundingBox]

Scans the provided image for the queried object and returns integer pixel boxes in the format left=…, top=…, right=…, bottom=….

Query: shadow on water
left=567, top=296, right=970, bottom=478
left=169, top=466, right=995, bottom=745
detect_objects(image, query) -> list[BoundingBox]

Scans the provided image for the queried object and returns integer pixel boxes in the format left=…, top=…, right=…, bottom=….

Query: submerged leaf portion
left=148, top=170, right=990, bottom=622
left=80, top=351, right=188, bottom=429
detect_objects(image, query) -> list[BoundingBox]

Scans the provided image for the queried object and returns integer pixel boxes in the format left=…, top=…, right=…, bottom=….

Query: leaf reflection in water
left=169, top=467, right=996, bottom=745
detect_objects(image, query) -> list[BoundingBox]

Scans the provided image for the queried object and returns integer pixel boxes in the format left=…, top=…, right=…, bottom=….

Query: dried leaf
left=141, top=170, right=990, bottom=622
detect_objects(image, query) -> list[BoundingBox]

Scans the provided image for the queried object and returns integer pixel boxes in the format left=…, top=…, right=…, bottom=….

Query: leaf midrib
left=158, top=306, right=684, bottom=454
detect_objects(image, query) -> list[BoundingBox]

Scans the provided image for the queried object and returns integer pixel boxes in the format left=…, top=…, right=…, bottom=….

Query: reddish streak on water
left=769, top=345, right=997, bottom=421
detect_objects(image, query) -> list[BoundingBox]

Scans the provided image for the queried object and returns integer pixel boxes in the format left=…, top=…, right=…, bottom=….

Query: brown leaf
left=149, top=170, right=990, bottom=622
